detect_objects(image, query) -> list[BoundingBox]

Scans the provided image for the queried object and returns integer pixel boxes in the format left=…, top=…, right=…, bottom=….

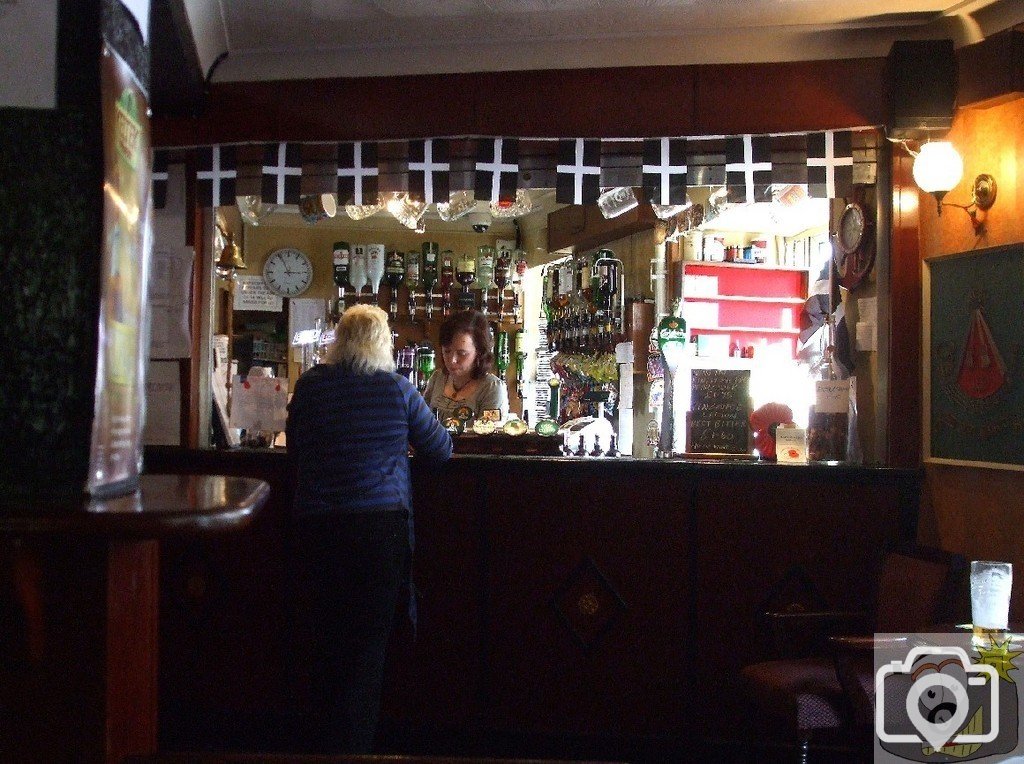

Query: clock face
left=263, top=248, right=313, bottom=297
left=837, top=203, right=866, bottom=254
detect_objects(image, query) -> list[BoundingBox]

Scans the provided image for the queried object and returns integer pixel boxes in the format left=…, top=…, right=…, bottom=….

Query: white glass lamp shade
left=912, top=141, right=963, bottom=194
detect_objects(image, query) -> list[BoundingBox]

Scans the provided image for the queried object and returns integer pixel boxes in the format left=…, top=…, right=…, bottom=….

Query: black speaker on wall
left=888, top=39, right=958, bottom=137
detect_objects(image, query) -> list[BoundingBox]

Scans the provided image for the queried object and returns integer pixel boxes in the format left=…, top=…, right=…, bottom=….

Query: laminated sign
left=229, top=376, right=288, bottom=432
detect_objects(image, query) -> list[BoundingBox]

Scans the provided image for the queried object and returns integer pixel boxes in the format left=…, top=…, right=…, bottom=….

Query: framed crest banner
left=924, top=244, right=1024, bottom=470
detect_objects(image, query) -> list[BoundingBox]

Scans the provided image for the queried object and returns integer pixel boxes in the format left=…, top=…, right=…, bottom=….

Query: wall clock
left=262, top=247, right=313, bottom=297
left=832, top=200, right=875, bottom=291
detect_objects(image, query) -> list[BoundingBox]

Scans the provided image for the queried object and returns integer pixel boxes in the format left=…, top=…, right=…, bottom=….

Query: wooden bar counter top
left=0, top=474, right=269, bottom=763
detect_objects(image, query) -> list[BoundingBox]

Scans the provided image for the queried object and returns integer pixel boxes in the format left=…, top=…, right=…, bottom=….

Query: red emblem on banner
left=957, top=307, right=1006, bottom=399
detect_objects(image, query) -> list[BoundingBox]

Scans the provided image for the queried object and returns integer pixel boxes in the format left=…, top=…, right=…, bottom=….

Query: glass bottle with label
left=476, top=245, right=495, bottom=316
left=404, top=249, right=421, bottom=321
left=384, top=249, right=405, bottom=319
left=513, top=249, right=528, bottom=324
left=421, top=242, right=439, bottom=319
left=415, top=343, right=435, bottom=393
left=332, top=241, right=351, bottom=319
left=366, top=243, right=386, bottom=303
left=349, top=244, right=369, bottom=303
left=514, top=328, right=527, bottom=400
left=455, top=253, right=477, bottom=310
left=495, top=330, right=510, bottom=380
left=439, top=250, right=455, bottom=316
left=494, top=249, right=512, bottom=321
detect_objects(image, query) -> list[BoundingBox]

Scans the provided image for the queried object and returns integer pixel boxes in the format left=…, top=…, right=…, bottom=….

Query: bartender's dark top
left=287, top=363, right=452, bottom=516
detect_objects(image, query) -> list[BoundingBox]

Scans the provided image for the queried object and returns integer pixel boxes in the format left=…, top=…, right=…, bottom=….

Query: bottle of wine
left=332, top=241, right=351, bottom=318
left=384, top=249, right=405, bottom=319
left=366, top=243, right=386, bottom=302
left=421, top=242, right=439, bottom=318
left=439, top=250, right=455, bottom=315
left=349, top=244, right=369, bottom=302
left=476, top=245, right=495, bottom=316
left=404, top=249, right=421, bottom=320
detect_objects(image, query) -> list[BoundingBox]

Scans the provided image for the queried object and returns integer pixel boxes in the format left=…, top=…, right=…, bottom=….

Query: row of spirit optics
left=542, top=250, right=625, bottom=353
left=331, top=241, right=529, bottom=322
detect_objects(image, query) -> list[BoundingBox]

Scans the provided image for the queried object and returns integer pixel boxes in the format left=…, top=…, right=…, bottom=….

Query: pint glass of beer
left=971, top=560, right=1012, bottom=644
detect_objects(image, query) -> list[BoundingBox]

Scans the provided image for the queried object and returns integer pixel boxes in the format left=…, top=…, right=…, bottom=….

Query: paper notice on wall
left=815, top=379, right=850, bottom=414
left=143, top=360, right=180, bottom=445
left=234, top=275, right=283, bottom=312
left=856, top=321, right=877, bottom=351
left=289, top=298, right=328, bottom=345
left=858, top=296, right=878, bottom=324
left=229, top=375, right=288, bottom=431
left=148, top=244, right=193, bottom=358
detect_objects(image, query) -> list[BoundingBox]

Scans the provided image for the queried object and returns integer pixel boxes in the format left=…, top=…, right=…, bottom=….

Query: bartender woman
left=423, top=309, right=509, bottom=421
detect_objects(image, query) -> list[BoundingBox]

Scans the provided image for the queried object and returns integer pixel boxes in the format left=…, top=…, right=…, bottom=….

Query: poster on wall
left=924, top=244, right=1024, bottom=470
left=87, top=45, right=152, bottom=496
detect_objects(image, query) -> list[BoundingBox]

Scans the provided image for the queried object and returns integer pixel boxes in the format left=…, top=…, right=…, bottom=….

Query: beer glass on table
left=971, top=560, right=1012, bottom=645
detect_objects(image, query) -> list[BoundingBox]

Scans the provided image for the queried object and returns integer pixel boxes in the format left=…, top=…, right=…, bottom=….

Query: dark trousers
left=291, top=509, right=409, bottom=754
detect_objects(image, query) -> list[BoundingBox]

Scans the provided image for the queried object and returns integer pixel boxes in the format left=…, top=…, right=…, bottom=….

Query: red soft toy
left=749, top=403, right=794, bottom=460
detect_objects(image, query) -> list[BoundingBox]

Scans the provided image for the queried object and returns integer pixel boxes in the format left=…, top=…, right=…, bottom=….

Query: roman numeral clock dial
left=262, top=247, right=313, bottom=297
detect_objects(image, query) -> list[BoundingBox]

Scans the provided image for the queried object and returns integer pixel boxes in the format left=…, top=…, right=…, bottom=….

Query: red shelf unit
left=682, top=261, right=809, bottom=359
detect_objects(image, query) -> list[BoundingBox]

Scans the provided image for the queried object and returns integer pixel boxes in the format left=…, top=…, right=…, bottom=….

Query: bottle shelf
left=684, top=260, right=810, bottom=272
left=690, top=326, right=801, bottom=335
left=686, top=294, right=805, bottom=305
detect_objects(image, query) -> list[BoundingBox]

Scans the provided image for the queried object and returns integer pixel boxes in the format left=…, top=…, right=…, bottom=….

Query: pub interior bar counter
left=7, top=0, right=1024, bottom=760
left=146, top=445, right=919, bottom=757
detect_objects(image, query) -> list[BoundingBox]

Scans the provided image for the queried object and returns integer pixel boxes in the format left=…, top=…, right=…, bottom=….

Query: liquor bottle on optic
left=332, top=241, right=351, bottom=318
left=495, top=330, right=510, bottom=381
left=349, top=244, right=369, bottom=303
left=476, top=245, right=495, bottom=317
left=439, top=250, right=455, bottom=316
left=420, top=242, right=439, bottom=319
left=455, top=253, right=476, bottom=310
left=494, top=249, right=512, bottom=321
left=513, top=249, right=528, bottom=324
left=366, top=244, right=386, bottom=304
left=415, top=343, right=436, bottom=393
left=404, top=249, right=421, bottom=322
left=384, top=249, right=405, bottom=319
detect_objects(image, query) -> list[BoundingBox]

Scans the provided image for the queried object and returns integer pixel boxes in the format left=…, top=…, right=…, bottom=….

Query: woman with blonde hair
left=286, top=304, right=451, bottom=754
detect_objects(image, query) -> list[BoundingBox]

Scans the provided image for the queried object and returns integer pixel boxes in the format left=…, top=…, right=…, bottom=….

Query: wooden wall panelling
left=957, top=29, right=1024, bottom=109
left=691, top=467, right=920, bottom=739
left=887, top=150, right=922, bottom=467
left=381, top=460, right=485, bottom=728
left=547, top=199, right=659, bottom=253
left=480, top=461, right=696, bottom=736
left=154, top=59, right=888, bottom=148
left=694, top=58, right=889, bottom=136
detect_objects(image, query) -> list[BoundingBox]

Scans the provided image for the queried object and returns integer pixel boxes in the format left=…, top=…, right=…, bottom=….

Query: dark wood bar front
left=145, top=447, right=918, bottom=753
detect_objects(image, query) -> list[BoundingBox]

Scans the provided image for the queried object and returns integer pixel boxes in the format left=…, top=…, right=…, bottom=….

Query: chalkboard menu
left=686, top=368, right=752, bottom=455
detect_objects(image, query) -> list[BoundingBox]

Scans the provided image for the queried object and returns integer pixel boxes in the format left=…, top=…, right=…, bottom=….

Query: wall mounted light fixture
left=901, top=139, right=997, bottom=234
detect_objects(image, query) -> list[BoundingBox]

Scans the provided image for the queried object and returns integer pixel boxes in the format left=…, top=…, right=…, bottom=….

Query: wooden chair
left=740, top=545, right=968, bottom=763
